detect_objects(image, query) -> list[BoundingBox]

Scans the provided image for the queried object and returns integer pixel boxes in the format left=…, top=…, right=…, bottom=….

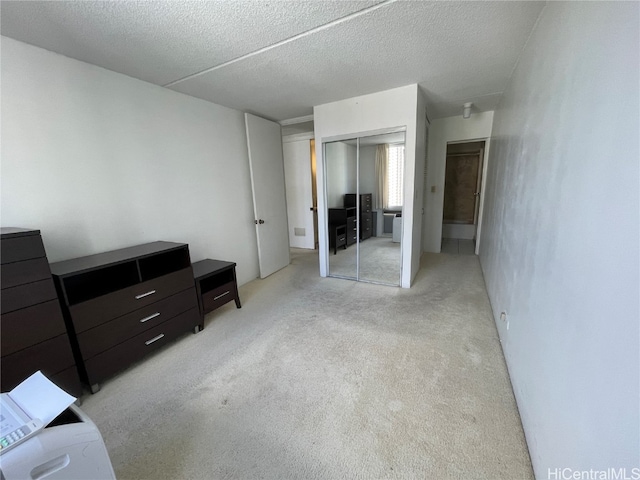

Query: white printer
left=0, top=404, right=115, bottom=480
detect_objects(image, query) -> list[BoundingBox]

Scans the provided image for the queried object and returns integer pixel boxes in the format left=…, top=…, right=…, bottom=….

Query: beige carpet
left=329, top=236, right=402, bottom=285
left=81, top=250, right=533, bottom=479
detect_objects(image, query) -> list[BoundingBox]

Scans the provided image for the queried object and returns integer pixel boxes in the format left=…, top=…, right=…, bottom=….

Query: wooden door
left=245, top=113, right=290, bottom=278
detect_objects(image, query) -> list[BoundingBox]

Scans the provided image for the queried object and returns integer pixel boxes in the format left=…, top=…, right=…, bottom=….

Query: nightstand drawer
left=1, top=300, right=67, bottom=356
left=202, top=281, right=236, bottom=313
left=77, top=287, right=199, bottom=359
left=69, top=267, right=195, bottom=329
left=83, top=308, right=200, bottom=385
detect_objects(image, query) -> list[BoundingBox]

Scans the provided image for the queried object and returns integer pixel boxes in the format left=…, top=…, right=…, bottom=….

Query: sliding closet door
left=357, top=132, right=404, bottom=286
left=323, top=130, right=404, bottom=286
left=325, top=139, right=357, bottom=280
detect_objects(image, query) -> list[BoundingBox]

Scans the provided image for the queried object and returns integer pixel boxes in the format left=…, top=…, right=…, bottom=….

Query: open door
left=245, top=113, right=290, bottom=278
left=310, top=139, right=319, bottom=249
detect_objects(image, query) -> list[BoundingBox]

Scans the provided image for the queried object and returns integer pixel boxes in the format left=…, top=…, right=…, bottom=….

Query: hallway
left=441, top=238, right=476, bottom=255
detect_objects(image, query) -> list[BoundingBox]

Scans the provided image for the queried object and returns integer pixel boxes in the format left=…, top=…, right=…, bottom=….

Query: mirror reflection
left=326, top=139, right=357, bottom=279
left=325, top=131, right=404, bottom=286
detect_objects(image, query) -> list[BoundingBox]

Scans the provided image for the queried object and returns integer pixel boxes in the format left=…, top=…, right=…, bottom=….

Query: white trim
left=321, top=126, right=407, bottom=145
left=474, top=138, right=491, bottom=255
left=280, top=115, right=314, bottom=126
left=282, top=132, right=314, bottom=143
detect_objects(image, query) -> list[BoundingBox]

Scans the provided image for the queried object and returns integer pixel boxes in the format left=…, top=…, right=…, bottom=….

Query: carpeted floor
left=329, top=236, right=401, bottom=285
left=81, top=250, right=533, bottom=479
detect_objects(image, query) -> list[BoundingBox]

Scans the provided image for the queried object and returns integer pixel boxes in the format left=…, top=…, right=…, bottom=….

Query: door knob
left=259, top=219, right=265, bottom=224
left=473, top=192, right=480, bottom=196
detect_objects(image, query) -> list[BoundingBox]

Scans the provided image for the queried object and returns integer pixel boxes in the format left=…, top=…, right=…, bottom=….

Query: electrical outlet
left=500, top=312, right=509, bottom=330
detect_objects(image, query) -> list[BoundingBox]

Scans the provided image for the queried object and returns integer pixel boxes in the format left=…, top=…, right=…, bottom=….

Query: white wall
left=423, top=111, right=493, bottom=253
left=479, top=2, right=639, bottom=476
left=314, top=84, right=423, bottom=288
left=413, top=88, right=427, bottom=278
left=324, top=141, right=357, bottom=208
left=1, top=38, right=260, bottom=285
left=282, top=135, right=314, bottom=249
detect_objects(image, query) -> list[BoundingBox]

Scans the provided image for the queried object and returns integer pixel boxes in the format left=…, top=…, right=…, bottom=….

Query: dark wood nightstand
left=192, top=259, right=241, bottom=330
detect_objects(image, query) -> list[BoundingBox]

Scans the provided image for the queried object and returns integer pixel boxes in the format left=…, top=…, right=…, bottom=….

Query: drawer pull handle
left=214, top=291, right=230, bottom=301
left=140, top=312, right=160, bottom=323
left=145, top=334, right=165, bottom=346
left=135, top=290, right=156, bottom=300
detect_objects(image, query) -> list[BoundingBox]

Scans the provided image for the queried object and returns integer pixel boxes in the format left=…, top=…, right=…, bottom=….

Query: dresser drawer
left=1, top=235, right=46, bottom=264
left=202, top=282, right=236, bottom=314
left=360, top=213, right=373, bottom=236
left=77, top=287, right=199, bottom=359
left=1, top=279, right=58, bottom=314
left=1, top=334, right=76, bottom=391
left=69, top=267, right=195, bottom=330
left=50, top=365, right=83, bottom=397
left=1, top=300, right=67, bottom=356
left=83, top=307, right=200, bottom=385
left=1, top=257, right=51, bottom=289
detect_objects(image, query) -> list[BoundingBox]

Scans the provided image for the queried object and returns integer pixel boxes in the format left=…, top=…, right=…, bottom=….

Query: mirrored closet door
left=324, top=131, right=405, bottom=286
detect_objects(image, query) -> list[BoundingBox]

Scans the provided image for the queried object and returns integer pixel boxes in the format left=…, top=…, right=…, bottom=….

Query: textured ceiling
left=0, top=0, right=545, bottom=121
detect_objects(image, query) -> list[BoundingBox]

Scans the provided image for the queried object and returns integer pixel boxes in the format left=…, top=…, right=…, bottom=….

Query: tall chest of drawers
left=50, top=241, right=200, bottom=393
left=344, top=193, right=373, bottom=240
left=0, top=228, right=82, bottom=396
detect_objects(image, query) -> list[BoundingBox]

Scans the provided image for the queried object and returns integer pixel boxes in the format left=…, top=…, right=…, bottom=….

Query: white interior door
left=245, top=113, right=290, bottom=278
left=282, top=137, right=314, bottom=249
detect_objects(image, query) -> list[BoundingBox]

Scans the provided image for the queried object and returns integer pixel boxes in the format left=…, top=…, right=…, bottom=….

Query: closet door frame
left=321, top=127, right=405, bottom=285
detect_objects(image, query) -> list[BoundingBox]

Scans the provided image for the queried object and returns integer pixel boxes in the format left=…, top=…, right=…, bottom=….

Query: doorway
left=442, top=141, right=485, bottom=253
left=310, top=139, right=319, bottom=249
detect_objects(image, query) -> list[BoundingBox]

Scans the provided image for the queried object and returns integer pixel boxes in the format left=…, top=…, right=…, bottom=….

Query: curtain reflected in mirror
left=324, top=131, right=404, bottom=286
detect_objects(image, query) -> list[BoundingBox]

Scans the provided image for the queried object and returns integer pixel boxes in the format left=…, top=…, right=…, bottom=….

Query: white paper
left=8, top=371, right=76, bottom=426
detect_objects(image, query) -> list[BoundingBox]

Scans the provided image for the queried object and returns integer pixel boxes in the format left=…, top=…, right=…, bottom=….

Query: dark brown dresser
left=0, top=228, right=82, bottom=396
left=50, top=241, right=200, bottom=393
left=329, top=207, right=358, bottom=247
